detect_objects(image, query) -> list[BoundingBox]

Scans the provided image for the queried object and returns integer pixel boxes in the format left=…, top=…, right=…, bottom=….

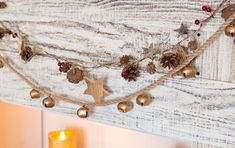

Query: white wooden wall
left=0, top=0, right=235, bottom=148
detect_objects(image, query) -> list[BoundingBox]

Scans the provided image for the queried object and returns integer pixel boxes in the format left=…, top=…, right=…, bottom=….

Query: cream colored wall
left=0, top=101, right=183, bottom=148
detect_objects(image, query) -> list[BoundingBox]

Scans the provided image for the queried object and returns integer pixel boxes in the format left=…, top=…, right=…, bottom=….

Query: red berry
left=3, top=29, right=12, bottom=35
left=121, top=71, right=127, bottom=78
left=12, top=33, right=18, bottom=38
left=195, top=19, right=200, bottom=25
left=202, top=6, right=207, bottom=11
left=206, top=7, right=212, bottom=12
left=58, top=62, right=64, bottom=66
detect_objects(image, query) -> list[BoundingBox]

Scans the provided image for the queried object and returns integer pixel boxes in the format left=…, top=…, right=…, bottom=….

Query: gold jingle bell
left=30, top=89, right=40, bottom=99
left=42, top=97, right=55, bottom=108
left=136, top=94, right=152, bottom=106
left=182, top=66, right=197, bottom=78
left=77, top=106, right=89, bottom=118
left=225, top=24, right=235, bottom=37
left=0, top=60, right=4, bottom=68
left=117, top=101, right=133, bottom=113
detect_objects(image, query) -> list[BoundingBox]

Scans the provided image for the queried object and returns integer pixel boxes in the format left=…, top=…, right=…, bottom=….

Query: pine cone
left=120, top=55, right=134, bottom=66
left=122, top=64, right=140, bottom=81
left=20, top=46, right=34, bottom=62
left=188, top=40, right=198, bottom=50
left=67, top=68, right=83, bottom=84
left=146, top=62, right=156, bottom=74
left=160, top=52, right=180, bottom=69
left=59, top=62, right=72, bottom=73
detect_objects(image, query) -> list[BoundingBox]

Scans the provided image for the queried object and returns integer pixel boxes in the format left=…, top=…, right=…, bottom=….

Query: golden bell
left=77, top=106, right=89, bottom=118
left=182, top=66, right=197, bottom=78
left=136, top=94, right=152, bottom=106
left=225, top=24, right=235, bottom=37
left=0, top=60, right=4, bottom=68
left=42, top=97, right=55, bottom=108
left=30, top=89, right=40, bottom=99
left=117, top=101, right=133, bottom=113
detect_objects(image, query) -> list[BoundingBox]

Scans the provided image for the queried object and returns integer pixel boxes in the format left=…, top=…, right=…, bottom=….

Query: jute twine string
left=1, top=11, right=235, bottom=108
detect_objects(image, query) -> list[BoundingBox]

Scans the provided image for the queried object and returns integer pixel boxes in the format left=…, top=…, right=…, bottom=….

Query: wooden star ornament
left=84, top=77, right=111, bottom=103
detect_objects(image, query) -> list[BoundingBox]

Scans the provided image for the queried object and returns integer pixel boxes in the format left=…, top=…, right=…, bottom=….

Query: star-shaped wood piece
left=84, top=77, right=110, bottom=103
left=174, top=23, right=189, bottom=36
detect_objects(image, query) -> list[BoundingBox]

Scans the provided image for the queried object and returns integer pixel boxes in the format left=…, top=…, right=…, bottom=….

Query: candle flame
left=59, top=131, right=66, bottom=141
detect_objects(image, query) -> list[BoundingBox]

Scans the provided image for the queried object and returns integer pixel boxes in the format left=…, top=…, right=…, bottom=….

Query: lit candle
left=48, top=130, right=77, bottom=148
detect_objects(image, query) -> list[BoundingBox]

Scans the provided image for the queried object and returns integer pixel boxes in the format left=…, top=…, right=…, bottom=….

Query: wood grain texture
left=0, top=0, right=235, bottom=148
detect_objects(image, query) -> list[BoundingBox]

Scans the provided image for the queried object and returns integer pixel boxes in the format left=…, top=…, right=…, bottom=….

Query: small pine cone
left=59, top=62, right=72, bottom=73
left=160, top=52, right=181, bottom=69
left=20, top=46, right=34, bottom=62
left=146, top=62, right=156, bottom=74
left=67, top=68, right=83, bottom=84
left=188, top=40, right=198, bottom=50
left=122, top=64, right=140, bottom=82
left=120, top=55, right=134, bottom=66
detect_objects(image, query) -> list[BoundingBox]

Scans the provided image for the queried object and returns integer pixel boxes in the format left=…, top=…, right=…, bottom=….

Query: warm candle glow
left=49, top=130, right=77, bottom=148
left=59, top=131, right=66, bottom=141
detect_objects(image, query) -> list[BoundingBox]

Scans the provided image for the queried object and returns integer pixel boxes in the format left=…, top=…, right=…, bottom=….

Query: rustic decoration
left=182, top=66, right=197, bottom=78
left=20, top=46, right=34, bottom=62
left=0, top=59, right=4, bottom=68
left=225, top=24, right=235, bottom=37
left=136, top=94, right=152, bottom=106
left=174, top=23, right=189, bottom=36
left=121, top=64, right=140, bottom=81
left=146, top=62, right=156, bottom=74
left=0, top=2, right=6, bottom=9
left=77, top=106, right=89, bottom=118
left=188, top=40, right=198, bottom=50
left=67, top=68, right=83, bottom=84
left=120, top=55, right=134, bottom=67
left=84, top=77, right=110, bottom=103
left=42, top=97, right=55, bottom=108
left=160, top=52, right=181, bottom=69
left=117, top=101, right=133, bottom=113
left=59, top=62, right=72, bottom=73
left=221, top=4, right=235, bottom=20
left=30, top=89, right=40, bottom=99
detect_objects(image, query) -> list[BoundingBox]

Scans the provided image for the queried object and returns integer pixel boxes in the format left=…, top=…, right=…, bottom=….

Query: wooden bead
left=117, top=101, right=133, bottom=113
left=77, top=106, right=89, bottom=118
left=182, top=66, right=197, bottom=78
left=0, top=60, right=4, bottom=68
left=225, top=24, right=235, bottom=37
left=30, top=89, right=40, bottom=99
left=136, top=94, right=152, bottom=106
left=42, top=97, right=55, bottom=108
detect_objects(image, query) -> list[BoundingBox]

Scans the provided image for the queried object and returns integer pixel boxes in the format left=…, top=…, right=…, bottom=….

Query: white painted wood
left=0, top=0, right=234, bottom=148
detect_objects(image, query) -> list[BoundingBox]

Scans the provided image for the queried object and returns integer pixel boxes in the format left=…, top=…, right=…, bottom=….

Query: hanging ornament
left=225, top=24, right=235, bottom=37
left=136, top=94, right=152, bottom=106
left=117, top=101, right=133, bottom=113
left=77, top=106, right=89, bottom=118
left=221, top=4, right=235, bottom=21
left=42, top=97, right=55, bottom=108
left=0, top=60, right=4, bottom=68
left=30, top=89, right=40, bottom=99
left=84, top=77, right=110, bottom=103
left=182, top=66, right=197, bottom=78
left=146, top=62, right=156, bottom=75
left=0, top=2, right=6, bottom=9
left=67, top=68, right=83, bottom=84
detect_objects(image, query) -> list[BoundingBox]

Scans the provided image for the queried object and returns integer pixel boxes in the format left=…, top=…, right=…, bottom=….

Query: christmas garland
left=0, top=0, right=234, bottom=118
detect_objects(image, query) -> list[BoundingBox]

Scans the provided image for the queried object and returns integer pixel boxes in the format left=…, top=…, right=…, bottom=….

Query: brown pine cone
left=188, top=40, right=198, bottom=50
left=160, top=52, right=180, bottom=69
left=120, top=55, right=134, bottom=66
left=20, top=46, right=34, bottom=62
left=67, top=68, right=83, bottom=84
left=146, top=62, right=156, bottom=74
left=59, top=62, right=72, bottom=73
left=122, top=64, right=140, bottom=82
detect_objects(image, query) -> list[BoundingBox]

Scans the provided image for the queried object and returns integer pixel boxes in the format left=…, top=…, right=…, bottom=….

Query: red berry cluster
left=121, top=71, right=127, bottom=78
left=195, top=5, right=212, bottom=25
left=0, top=29, right=18, bottom=39
left=58, top=61, right=65, bottom=72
